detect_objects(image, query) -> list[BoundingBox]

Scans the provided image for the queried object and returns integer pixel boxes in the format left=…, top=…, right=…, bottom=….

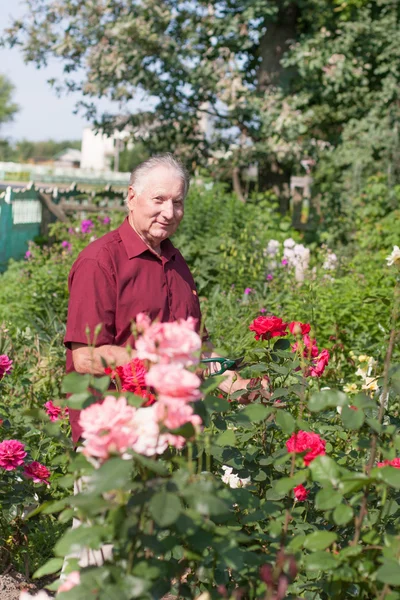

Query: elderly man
left=65, top=153, right=248, bottom=443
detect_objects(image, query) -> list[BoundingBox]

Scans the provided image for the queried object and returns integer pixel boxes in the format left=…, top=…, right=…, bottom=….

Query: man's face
left=127, top=166, right=185, bottom=248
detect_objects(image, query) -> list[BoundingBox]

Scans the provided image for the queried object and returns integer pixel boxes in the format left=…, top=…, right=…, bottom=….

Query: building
left=80, top=127, right=131, bottom=171
left=53, top=148, right=81, bottom=168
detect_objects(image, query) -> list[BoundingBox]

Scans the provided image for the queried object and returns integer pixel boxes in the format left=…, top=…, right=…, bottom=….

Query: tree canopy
left=3, top=0, right=399, bottom=193
left=0, top=74, right=18, bottom=130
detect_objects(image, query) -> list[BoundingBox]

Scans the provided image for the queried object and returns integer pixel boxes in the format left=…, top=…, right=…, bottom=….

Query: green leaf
left=54, top=525, right=107, bottom=556
left=269, top=363, right=290, bottom=375
left=61, top=372, right=91, bottom=394
left=315, top=488, right=343, bottom=511
left=169, top=421, right=195, bottom=438
left=65, top=392, right=94, bottom=409
left=304, top=551, right=338, bottom=570
left=133, top=454, right=168, bottom=476
left=341, top=405, right=365, bottom=430
left=274, top=470, right=307, bottom=495
left=149, top=490, right=181, bottom=527
left=378, top=466, right=400, bottom=490
left=186, top=493, right=231, bottom=517
left=33, top=558, right=64, bottom=579
left=308, top=390, right=347, bottom=412
left=309, top=455, right=341, bottom=486
left=275, top=409, right=295, bottom=434
left=273, top=339, right=291, bottom=351
left=303, top=531, right=337, bottom=551
left=91, top=375, right=110, bottom=393
left=241, top=404, right=271, bottom=423
left=271, top=388, right=290, bottom=400
left=204, top=395, right=230, bottom=413
left=90, top=458, right=132, bottom=494
left=333, top=504, right=354, bottom=525
left=216, top=429, right=236, bottom=447
left=376, top=560, right=400, bottom=586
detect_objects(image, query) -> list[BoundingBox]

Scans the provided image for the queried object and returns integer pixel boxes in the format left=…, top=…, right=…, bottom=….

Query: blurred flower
left=146, top=363, right=202, bottom=403
left=289, top=321, right=311, bottom=336
left=292, top=334, right=319, bottom=359
left=362, top=377, right=378, bottom=392
left=286, top=431, right=326, bottom=466
left=131, top=405, right=169, bottom=456
left=20, top=592, right=53, bottom=600
left=377, top=458, right=400, bottom=468
left=283, top=238, right=296, bottom=249
left=0, top=354, right=13, bottom=380
left=0, top=439, right=27, bottom=470
left=281, top=259, right=289, bottom=266
left=309, top=349, right=330, bottom=377
left=260, top=308, right=266, bottom=313
left=136, top=317, right=201, bottom=366
left=25, top=250, right=32, bottom=259
left=81, top=219, right=94, bottom=234
left=293, top=484, right=308, bottom=501
left=23, top=461, right=50, bottom=485
left=68, top=227, right=75, bottom=234
left=61, top=240, right=72, bottom=251
left=386, top=245, right=400, bottom=267
left=221, top=465, right=251, bottom=488
left=265, top=239, right=280, bottom=256
left=249, top=316, right=288, bottom=341
left=266, top=274, right=274, bottom=281
left=343, top=383, right=358, bottom=394
left=155, top=402, right=202, bottom=449
left=79, top=396, right=137, bottom=461
left=244, top=287, right=253, bottom=295
left=136, top=312, right=151, bottom=332
left=58, top=571, right=80, bottom=593
left=102, top=216, right=111, bottom=225
left=44, top=400, right=68, bottom=421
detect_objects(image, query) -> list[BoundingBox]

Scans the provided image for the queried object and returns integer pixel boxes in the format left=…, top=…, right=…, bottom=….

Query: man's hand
left=71, top=343, right=133, bottom=375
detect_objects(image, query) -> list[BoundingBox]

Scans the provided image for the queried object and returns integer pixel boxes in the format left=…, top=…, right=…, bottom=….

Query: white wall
left=80, top=127, right=115, bottom=171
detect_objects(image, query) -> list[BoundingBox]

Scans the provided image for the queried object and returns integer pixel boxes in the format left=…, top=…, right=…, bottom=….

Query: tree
left=3, top=0, right=399, bottom=201
left=0, top=74, right=18, bottom=130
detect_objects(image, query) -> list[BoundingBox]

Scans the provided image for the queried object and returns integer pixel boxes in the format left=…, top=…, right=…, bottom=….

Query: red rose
left=309, top=349, right=330, bottom=378
left=289, top=321, right=311, bottom=336
left=377, top=458, right=400, bottom=468
left=286, top=430, right=326, bottom=466
left=293, top=484, right=309, bottom=501
left=249, top=316, right=288, bottom=341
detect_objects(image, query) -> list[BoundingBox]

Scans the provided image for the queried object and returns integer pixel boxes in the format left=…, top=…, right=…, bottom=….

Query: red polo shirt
left=64, top=217, right=204, bottom=442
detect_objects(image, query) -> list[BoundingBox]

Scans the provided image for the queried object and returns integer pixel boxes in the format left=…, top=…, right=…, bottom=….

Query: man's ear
left=126, top=186, right=136, bottom=211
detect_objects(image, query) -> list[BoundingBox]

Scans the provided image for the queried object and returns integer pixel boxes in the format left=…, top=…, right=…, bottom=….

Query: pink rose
left=309, top=349, right=330, bottom=377
left=130, top=406, right=169, bottom=456
left=146, top=364, right=202, bottom=402
left=155, top=402, right=202, bottom=449
left=289, top=321, right=311, bottom=336
left=292, top=334, right=319, bottom=359
left=79, top=396, right=137, bottom=460
left=23, top=461, right=51, bottom=485
left=0, top=439, right=27, bottom=470
left=44, top=400, right=68, bottom=421
left=136, top=317, right=201, bottom=366
left=0, top=354, right=13, bottom=380
left=58, top=571, right=80, bottom=593
left=286, top=431, right=326, bottom=466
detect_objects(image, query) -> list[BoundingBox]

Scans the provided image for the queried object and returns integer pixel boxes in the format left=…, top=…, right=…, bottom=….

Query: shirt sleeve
left=64, top=257, right=117, bottom=349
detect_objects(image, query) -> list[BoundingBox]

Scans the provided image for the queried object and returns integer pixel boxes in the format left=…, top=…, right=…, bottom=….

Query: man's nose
left=162, top=200, right=174, bottom=220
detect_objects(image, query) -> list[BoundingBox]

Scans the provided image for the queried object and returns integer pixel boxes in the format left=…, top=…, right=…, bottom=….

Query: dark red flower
left=249, top=316, right=288, bottom=341
left=24, top=461, right=50, bottom=485
left=377, top=458, right=400, bottom=468
left=293, top=484, right=308, bottom=501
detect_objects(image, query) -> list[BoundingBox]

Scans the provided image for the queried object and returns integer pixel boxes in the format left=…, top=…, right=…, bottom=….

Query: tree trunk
left=232, top=167, right=246, bottom=203
left=256, top=2, right=299, bottom=205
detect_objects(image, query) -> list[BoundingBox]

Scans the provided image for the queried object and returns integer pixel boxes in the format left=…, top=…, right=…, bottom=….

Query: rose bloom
left=131, top=405, right=169, bottom=456
left=146, top=364, right=202, bottom=402
left=386, top=245, right=400, bottom=267
left=377, top=458, right=400, bottom=468
left=81, top=219, right=94, bottom=234
left=79, top=396, right=137, bottom=460
left=292, top=334, right=319, bottom=359
left=44, top=400, right=68, bottom=421
left=0, top=439, right=27, bottom=470
left=23, top=461, right=51, bottom=485
left=286, top=431, right=326, bottom=466
left=115, top=358, right=147, bottom=391
left=136, top=317, right=202, bottom=366
left=289, top=321, right=311, bottom=336
left=293, top=484, right=308, bottom=501
left=0, top=354, right=13, bottom=380
left=58, top=571, right=80, bottom=593
left=249, top=316, right=288, bottom=341
left=155, top=402, right=202, bottom=449
left=309, top=349, right=330, bottom=377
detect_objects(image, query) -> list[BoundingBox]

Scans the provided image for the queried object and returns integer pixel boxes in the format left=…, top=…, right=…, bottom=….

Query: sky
left=0, top=1, right=143, bottom=142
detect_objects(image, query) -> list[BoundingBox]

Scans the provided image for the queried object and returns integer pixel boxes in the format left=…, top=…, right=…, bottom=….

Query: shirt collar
left=119, top=216, right=177, bottom=261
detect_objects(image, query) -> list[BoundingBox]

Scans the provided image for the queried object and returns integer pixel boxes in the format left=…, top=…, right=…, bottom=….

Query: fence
left=0, top=183, right=127, bottom=272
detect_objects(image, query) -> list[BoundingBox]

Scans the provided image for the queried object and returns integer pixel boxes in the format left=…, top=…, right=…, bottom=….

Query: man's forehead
left=142, top=167, right=184, bottom=193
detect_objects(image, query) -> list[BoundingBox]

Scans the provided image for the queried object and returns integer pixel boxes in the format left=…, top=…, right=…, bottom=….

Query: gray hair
left=129, top=153, right=190, bottom=198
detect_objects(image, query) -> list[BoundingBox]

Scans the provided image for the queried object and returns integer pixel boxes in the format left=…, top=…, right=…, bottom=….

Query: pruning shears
left=200, top=356, right=248, bottom=377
